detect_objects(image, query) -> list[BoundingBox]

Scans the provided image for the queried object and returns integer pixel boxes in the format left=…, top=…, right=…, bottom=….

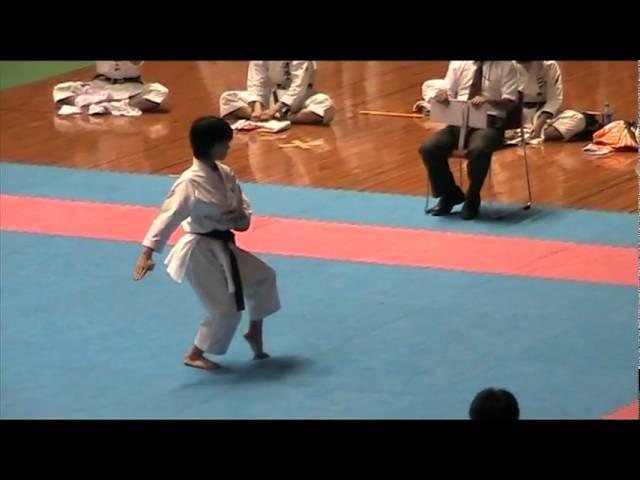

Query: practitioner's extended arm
left=531, top=62, right=563, bottom=138
left=133, top=180, right=195, bottom=280
left=247, top=61, right=268, bottom=120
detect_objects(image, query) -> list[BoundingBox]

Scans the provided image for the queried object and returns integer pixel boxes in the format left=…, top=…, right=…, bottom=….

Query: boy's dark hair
left=469, top=388, right=520, bottom=420
left=190, top=116, right=233, bottom=160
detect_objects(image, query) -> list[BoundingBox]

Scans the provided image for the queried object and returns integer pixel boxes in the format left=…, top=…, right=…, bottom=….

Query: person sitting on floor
left=52, top=61, right=169, bottom=117
left=469, top=388, right=520, bottom=420
left=512, top=60, right=602, bottom=142
left=219, top=61, right=335, bottom=125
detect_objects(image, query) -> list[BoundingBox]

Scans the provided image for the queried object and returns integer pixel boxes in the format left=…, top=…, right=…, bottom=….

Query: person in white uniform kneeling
left=133, top=116, right=281, bottom=370
left=220, top=61, right=335, bottom=125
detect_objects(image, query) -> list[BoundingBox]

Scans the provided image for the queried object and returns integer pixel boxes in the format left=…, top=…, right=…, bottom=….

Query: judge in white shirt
left=220, top=61, right=336, bottom=125
left=418, top=61, right=519, bottom=220
left=133, top=117, right=281, bottom=370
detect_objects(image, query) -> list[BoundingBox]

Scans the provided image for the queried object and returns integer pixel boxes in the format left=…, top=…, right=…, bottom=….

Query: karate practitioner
left=133, top=116, right=281, bottom=370
left=53, top=61, right=169, bottom=116
left=513, top=61, right=599, bottom=141
left=220, top=61, right=335, bottom=125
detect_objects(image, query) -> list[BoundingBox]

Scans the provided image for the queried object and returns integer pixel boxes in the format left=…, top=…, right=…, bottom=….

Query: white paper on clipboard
left=430, top=99, right=489, bottom=129
left=429, top=99, right=467, bottom=127
left=429, top=99, right=490, bottom=150
left=430, top=99, right=468, bottom=150
left=467, top=103, right=489, bottom=129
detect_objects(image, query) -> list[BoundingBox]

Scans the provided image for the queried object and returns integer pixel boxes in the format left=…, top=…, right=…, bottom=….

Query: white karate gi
left=142, top=159, right=281, bottom=355
left=413, top=79, right=446, bottom=112
left=53, top=61, right=169, bottom=117
left=219, top=61, right=335, bottom=124
left=513, top=60, right=586, bottom=140
left=415, top=62, right=464, bottom=112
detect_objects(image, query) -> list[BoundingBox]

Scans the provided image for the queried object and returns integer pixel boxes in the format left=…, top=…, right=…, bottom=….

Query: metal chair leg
left=425, top=173, right=432, bottom=214
left=487, top=161, right=494, bottom=215
left=521, top=126, right=532, bottom=210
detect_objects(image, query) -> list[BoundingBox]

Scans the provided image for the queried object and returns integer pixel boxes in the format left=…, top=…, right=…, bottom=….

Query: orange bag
left=582, top=120, right=638, bottom=156
left=591, top=120, right=638, bottom=150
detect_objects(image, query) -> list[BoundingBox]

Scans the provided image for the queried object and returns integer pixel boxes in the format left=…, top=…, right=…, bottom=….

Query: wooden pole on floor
left=359, top=110, right=424, bottom=119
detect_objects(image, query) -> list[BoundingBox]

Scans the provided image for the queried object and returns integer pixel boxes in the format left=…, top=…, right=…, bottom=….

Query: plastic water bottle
left=602, top=103, right=613, bottom=125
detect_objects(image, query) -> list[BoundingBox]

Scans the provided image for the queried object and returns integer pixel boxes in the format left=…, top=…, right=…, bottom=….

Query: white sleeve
left=512, top=61, right=527, bottom=92
left=228, top=170, right=252, bottom=231
left=540, top=61, right=563, bottom=116
left=141, top=82, right=169, bottom=105
left=246, top=61, right=268, bottom=104
left=280, top=61, right=314, bottom=107
left=142, top=179, right=194, bottom=253
left=500, top=62, right=519, bottom=102
left=234, top=187, right=253, bottom=231
left=443, top=62, right=459, bottom=99
left=422, top=79, right=446, bottom=101
left=53, top=81, right=79, bottom=103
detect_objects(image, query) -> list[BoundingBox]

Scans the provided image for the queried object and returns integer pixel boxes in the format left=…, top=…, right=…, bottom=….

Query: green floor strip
left=0, top=61, right=93, bottom=91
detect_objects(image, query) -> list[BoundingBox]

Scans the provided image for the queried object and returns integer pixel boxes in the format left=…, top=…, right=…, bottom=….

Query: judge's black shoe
left=461, top=199, right=481, bottom=220
left=430, top=188, right=465, bottom=216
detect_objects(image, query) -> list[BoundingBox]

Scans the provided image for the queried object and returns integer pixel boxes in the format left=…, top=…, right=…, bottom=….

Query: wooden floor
left=0, top=61, right=637, bottom=212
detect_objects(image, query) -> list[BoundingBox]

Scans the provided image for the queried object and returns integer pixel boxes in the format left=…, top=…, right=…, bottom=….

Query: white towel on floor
left=231, top=119, right=291, bottom=133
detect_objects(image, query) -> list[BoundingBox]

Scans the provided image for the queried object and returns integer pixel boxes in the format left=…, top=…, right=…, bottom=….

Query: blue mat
left=0, top=233, right=635, bottom=419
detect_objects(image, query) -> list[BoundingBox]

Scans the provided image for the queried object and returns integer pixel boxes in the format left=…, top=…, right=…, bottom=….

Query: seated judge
left=418, top=61, right=519, bottom=220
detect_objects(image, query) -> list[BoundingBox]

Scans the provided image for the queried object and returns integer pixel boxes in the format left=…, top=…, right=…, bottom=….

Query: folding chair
left=425, top=92, right=533, bottom=217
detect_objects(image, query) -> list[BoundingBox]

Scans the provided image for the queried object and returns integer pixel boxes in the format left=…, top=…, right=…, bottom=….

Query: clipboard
left=429, top=99, right=467, bottom=126
left=429, top=99, right=490, bottom=150
left=468, top=103, right=490, bottom=129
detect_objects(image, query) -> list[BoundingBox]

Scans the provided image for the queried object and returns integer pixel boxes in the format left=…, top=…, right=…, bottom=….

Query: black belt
left=524, top=101, right=544, bottom=109
left=276, top=83, right=313, bottom=90
left=93, top=74, right=144, bottom=85
left=197, top=230, right=245, bottom=312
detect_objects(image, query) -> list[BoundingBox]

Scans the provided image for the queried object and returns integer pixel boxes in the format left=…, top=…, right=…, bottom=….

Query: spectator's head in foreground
left=469, top=388, right=520, bottom=420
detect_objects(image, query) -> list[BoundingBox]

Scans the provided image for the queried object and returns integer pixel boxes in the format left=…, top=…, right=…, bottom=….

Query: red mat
left=602, top=401, right=638, bottom=420
left=1, top=194, right=635, bottom=286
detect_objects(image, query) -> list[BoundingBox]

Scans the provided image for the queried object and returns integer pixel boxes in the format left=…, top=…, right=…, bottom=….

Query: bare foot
left=183, top=355, right=221, bottom=370
left=243, top=333, right=270, bottom=360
